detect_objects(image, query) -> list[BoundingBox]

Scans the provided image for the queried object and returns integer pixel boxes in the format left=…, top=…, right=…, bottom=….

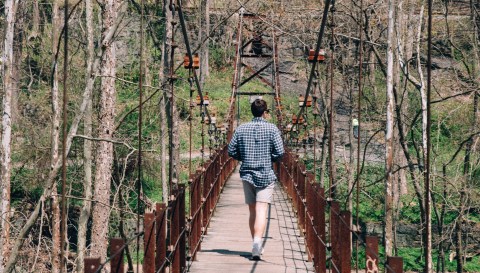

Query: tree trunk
left=90, top=0, right=120, bottom=265
left=384, top=0, right=396, bottom=258
left=165, top=1, right=179, bottom=193
left=160, top=0, right=172, bottom=202
left=28, top=0, right=40, bottom=40
left=50, top=2, right=62, bottom=272
left=0, top=1, right=18, bottom=270
left=200, top=0, right=210, bottom=86
left=415, top=5, right=432, bottom=272
left=2, top=5, right=124, bottom=270
left=76, top=0, right=95, bottom=272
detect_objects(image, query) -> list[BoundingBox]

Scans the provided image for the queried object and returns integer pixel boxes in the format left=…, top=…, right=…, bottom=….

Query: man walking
left=228, top=99, right=285, bottom=260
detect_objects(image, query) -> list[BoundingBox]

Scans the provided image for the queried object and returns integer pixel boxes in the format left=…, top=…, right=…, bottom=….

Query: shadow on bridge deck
left=188, top=168, right=314, bottom=273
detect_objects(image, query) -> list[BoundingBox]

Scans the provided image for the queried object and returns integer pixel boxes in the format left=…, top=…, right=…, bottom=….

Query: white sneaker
left=252, top=243, right=262, bottom=260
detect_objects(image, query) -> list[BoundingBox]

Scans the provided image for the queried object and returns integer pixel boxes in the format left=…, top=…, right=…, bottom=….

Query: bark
left=76, top=0, right=95, bottom=272
left=2, top=6, right=125, bottom=271
left=165, top=0, right=179, bottom=193
left=384, top=0, right=395, bottom=257
left=50, top=2, right=62, bottom=272
left=415, top=5, right=432, bottom=272
left=0, top=0, right=18, bottom=270
left=200, top=0, right=210, bottom=86
left=28, top=0, right=40, bottom=40
left=90, top=0, right=120, bottom=265
left=160, top=0, right=172, bottom=202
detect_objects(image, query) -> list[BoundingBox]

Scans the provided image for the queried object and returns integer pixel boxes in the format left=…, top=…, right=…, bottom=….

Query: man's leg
left=253, top=201, right=268, bottom=239
left=250, top=202, right=267, bottom=260
left=248, top=203, right=256, bottom=238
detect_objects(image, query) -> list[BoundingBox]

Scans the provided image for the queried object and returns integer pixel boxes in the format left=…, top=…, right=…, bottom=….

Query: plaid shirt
left=228, top=117, right=284, bottom=187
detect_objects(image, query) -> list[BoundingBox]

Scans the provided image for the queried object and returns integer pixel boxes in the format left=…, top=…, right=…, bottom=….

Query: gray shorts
left=242, top=181, right=275, bottom=204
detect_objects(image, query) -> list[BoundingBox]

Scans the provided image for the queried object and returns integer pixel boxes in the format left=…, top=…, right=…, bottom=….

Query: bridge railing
left=276, top=149, right=404, bottom=273
left=84, top=145, right=236, bottom=273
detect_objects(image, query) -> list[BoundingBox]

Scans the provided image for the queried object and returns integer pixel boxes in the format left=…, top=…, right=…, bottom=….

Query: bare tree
left=49, top=2, right=63, bottom=272
left=90, top=0, right=121, bottom=264
left=0, top=1, right=19, bottom=270
left=76, top=0, right=95, bottom=271
left=160, top=0, right=172, bottom=202
left=199, top=0, right=210, bottom=86
left=385, top=0, right=395, bottom=257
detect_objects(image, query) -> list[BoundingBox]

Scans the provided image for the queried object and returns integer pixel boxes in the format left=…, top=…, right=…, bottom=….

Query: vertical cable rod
left=288, top=0, right=332, bottom=138
left=168, top=1, right=177, bottom=193
left=136, top=0, right=145, bottom=272
left=425, top=0, right=432, bottom=272
left=60, top=0, right=69, bottom=272
left=355, top=0, right=364, bottom=272
left=328, top=1, right=336, bottom=199
left=327, top=3, right=336, bottom=273
left=188, top=74, right=193, bottom=176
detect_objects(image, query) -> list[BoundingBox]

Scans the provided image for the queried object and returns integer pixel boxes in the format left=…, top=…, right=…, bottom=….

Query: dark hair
left=251, top=99, right=267, bottom=117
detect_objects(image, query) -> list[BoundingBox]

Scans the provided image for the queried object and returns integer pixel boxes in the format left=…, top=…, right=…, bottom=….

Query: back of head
left=251, top=99, right=267, bottom=117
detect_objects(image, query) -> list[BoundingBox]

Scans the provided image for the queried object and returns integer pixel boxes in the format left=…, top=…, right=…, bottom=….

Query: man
left=228, top=99, right=285, bottom=260
left=352, top=117, right=359, bottom=139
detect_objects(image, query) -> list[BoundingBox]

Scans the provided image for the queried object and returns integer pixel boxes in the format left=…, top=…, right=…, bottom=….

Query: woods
left=0, top=0, right=479, bottom=272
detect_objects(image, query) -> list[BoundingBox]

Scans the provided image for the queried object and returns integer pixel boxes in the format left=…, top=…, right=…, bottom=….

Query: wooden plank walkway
left=188, top=168, right=314, bottom=273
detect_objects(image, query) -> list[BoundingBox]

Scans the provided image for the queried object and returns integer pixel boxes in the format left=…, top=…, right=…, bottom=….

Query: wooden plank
left=188, top=168, right=314, bottom=273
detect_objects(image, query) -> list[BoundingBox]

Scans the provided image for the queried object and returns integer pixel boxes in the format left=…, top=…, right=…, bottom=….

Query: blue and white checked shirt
left=228, top=117, right=285, bottom=187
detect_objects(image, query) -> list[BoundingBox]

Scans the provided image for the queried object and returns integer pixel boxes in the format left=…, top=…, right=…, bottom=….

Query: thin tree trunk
left=165, top=0, right=179, bottom=193
left=415, top=5, right=432, bottom=272
left=160, top=0, right=172, bottom=202
left=385, top=0, right=396, bottom=258
left=90, top=0, right=119, bottom=265
left=0, top=1, right=18, bottom=270
left=28, top=0, right=40, bottom=40
left=50, top=2, right=62, bottom=272
left=200, top=0, right=210, bottom=86
left=3, top=7, right=125, bottom=271
left=76, top=0, right=95, bottom=271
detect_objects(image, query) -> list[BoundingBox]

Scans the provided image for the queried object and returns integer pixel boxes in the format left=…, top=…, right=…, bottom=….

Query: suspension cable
left=327, top=2, right=337, bottom=273
left=136, top=0, right=145, bottom=272
left=188, top=74, right=193, bottom=176
left=289, top=0, right=332, bottom=138
left=355, top=0, right=364, bottom=272
left=425, top=0, right=432, bottom=272
left=328, top=0, right=336, bottom=200
left=228, top=8, right=244, bottom=139
left=168, top=1, right=177, bottom=193
left=272, top=32, right=284, bottom=129
left=60, top=0, right=69, bottom=272
left=176, top=0, right=212, bottom=124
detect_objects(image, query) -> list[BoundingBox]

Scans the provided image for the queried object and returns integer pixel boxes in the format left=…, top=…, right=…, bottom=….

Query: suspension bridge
left=77, top=0, right=437, bottom=272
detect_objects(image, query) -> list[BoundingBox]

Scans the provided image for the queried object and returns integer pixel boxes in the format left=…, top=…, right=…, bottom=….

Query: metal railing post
left=110, top=238, right=124, bottom=273
left=143, top=213, right=155, bottom=273
left=155, top=203, right=167, bottom=273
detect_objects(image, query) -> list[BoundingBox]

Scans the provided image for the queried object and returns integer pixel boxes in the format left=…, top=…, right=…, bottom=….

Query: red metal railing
left=84, top=145, right=236, bottom=273
left=276, top=149, right=404, bottom=273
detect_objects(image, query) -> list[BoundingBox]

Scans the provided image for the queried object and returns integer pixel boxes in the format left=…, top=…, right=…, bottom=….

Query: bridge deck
left=188, top=168, right=314, bottom=273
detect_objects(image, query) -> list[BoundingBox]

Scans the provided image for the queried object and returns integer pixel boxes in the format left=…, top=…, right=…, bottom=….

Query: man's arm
left=271, top=128, right=285, bottom=162
left=228, top=130, right=242, bottom=161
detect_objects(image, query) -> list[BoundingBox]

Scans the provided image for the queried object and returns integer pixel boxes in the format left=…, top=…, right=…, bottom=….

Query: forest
left=0, top=0, right=479, bottom=272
